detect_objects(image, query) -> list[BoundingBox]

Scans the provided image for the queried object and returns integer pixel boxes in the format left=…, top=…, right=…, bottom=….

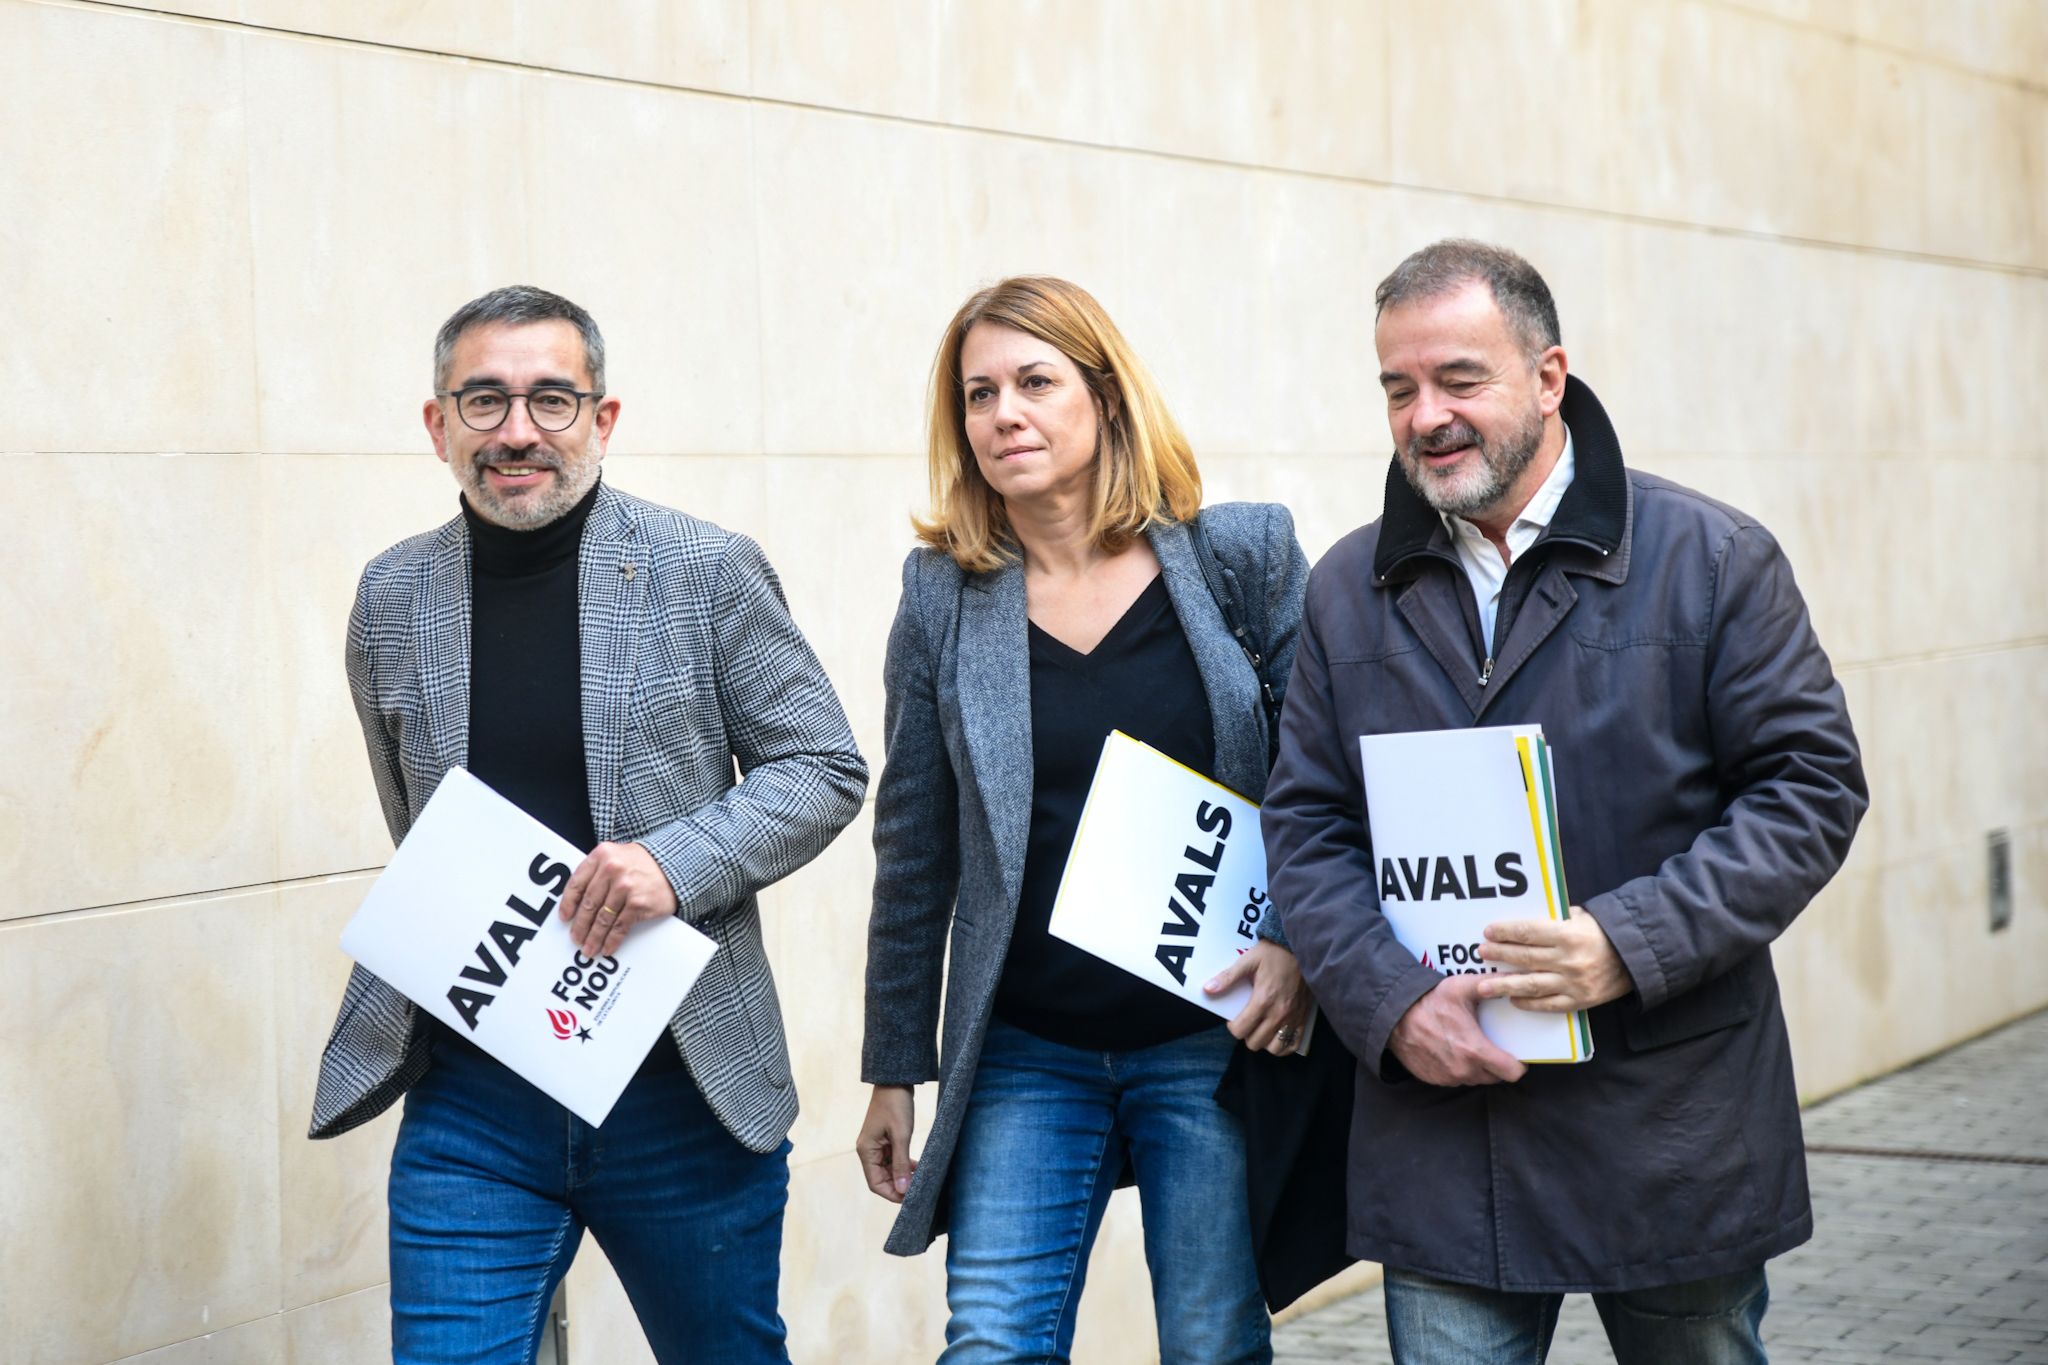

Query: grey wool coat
left=313, top=482, right=868, bottom=1152
left=863, top=503, right=1309, bottom=1256
left=1263, top=377, right=1867, bottom=1292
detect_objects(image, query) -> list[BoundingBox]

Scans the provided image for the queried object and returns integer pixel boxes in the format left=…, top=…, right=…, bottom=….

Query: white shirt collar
left=1442, top=423, right=1576, bottom=558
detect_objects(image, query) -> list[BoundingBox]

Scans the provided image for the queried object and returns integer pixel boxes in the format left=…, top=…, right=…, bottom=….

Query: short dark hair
left=1373, top=239, right=1561, bottom=362
left=433, top=285, right=606, bottom=392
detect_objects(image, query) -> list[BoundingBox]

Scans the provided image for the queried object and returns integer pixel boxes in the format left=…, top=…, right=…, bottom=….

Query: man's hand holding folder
left=1389, top=974, right=1528, bottom=1087
left=1476, top=912, right=1631, bottom=1014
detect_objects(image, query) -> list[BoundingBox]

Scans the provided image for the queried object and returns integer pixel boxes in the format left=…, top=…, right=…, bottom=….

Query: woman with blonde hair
left=857, top=275, right=1310, bottom=1363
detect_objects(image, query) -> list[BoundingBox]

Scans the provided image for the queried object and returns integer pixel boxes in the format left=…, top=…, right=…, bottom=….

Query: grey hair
left=1373, top=239, right=1561, bottom=362
left=432, top=285, right=606, bottom=392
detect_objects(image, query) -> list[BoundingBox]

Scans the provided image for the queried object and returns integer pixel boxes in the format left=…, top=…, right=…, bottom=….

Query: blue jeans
left=1383, top=1264, right=1770, bottom=1365
left=941, top=1018, right=1271, bottom=1364
left=388, top=1040, right=791, bottom=1365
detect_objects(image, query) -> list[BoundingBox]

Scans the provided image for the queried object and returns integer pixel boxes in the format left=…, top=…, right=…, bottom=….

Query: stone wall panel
left=1610, top=3, right=1864, bottom=244
left=1386, top=1, right=1611, bottom=215
left=1, top=452, right=282, bottom=915
left=1101, top=0, right=1390, bottom=178
left=525, top=74, right=765, bottom=457
left=261, top=453, right=456, bottom=882
left=748, top=104, right=960, bottom=456
left=0, top=891, right=282, bottom=1363
left=940, top=131, right=1130, bottom=319
left=1851, top=647, right=2047, bottom=875
left=274, top=876, right=396, bottom=1313
left=0, top=2, right=257, bottom=454
left=243, top=34, right=532, bottom=455
left=215, top=0, right=517, bottom=65
left=750, top=0, right=940, bottom=122
left=1914, top=58, right=2041, bottom=269
left=1855, top=0, right=2048, bottom=87
left=281, top=1285, right=391, bottom=1365
left=519, top=0, right=748, bottom=95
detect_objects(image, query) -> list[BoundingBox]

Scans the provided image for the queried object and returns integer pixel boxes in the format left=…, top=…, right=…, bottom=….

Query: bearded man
left=1262, top=241, right=1866, bottom=1364
left=311, top=285, right=867, bottom=1364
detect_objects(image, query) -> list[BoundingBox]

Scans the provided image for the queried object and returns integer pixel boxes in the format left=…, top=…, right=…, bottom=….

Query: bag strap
left=1189, top=513, right=1281, bottom=762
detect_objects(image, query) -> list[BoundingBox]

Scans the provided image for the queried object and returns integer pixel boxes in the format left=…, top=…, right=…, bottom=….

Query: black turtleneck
left=462, top=480, right=601, bottom=854
left=442, top=479, right=681, bottom=1076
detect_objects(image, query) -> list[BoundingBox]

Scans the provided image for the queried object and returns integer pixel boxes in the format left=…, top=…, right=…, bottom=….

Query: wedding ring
left=597, top=906, right=618, bottom=920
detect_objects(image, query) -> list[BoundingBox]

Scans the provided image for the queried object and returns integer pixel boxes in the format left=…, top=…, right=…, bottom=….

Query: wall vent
left=1988, top=829, right=2012, bottom=933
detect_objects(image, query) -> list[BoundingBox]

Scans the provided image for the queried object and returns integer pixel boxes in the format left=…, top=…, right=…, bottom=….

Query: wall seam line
left=1833, top=636, right=2048, bottom=673
left=2, top=866, right=388, bottom=927
left=1690, top=0, right=2048, bottom=96
left=39, top=0, right=2048, bottom=283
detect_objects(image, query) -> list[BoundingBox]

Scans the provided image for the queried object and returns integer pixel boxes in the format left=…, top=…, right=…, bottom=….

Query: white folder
left=339, top=768, right=717, bottom=1125
left=1049, top=731, right=1315, bottom=1050
left=1359, top=726, right=1591, bottom=1064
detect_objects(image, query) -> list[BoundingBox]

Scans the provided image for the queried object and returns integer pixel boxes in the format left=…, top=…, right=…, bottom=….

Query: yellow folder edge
left=1514, top=735, right=1584, bottom=1064
left=1537, top=740, right=1596, bottom=1059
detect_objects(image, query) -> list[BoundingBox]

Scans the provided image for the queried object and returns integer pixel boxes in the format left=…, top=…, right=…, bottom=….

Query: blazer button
left=621, top=563, right=637, bottom=581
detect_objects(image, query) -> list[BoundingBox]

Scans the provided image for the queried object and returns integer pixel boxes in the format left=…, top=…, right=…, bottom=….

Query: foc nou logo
left=547, top=1007, right=578, bottom=1040
left=552, top=952, right=621, bottom=1011
left=1419, top=942, right=1498, bottom=977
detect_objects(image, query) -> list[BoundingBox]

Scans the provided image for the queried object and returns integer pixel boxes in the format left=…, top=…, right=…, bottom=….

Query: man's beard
left=459, top=438, right=600, bottom=530
left=1396, top=407, right=1545, bottom=521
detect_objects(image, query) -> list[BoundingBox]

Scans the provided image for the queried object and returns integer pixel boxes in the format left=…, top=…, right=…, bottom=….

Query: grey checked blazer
left=862, top=503, right=1308, bottom=1254
left=312, top=482, right=868, bottom=1151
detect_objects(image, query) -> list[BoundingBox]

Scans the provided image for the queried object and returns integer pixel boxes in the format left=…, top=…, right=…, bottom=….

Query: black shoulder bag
left=1191, top=511, right=1360, bottom=1313
left=1188, top=514, right=1280, bottom=764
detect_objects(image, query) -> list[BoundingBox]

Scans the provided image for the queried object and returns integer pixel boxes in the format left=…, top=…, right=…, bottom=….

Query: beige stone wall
left=2, top=0, right=2041, bottom=1360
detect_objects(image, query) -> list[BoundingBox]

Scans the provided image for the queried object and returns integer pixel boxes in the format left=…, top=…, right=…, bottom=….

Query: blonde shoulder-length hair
left=914, top=276, right=1202, bottom=573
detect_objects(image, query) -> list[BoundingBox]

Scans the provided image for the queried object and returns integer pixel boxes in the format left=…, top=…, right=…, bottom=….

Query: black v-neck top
left=993, top=574, right=1221, bottom=1051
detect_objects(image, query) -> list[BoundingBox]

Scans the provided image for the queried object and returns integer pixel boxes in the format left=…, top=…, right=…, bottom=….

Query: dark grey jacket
left=864, top=505, right=1309, bottom=1255
left=1264, top=378, right=1866, bottom=1292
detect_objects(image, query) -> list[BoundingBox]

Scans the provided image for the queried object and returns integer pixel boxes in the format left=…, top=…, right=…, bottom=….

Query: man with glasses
left=309, top=285, right=868, bottom=1363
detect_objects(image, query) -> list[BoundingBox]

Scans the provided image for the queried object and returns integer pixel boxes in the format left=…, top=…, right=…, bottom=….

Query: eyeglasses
left=436, top=385, right=604, bottom=433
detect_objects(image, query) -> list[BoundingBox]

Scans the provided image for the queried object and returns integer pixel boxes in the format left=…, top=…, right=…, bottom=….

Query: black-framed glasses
left=436, top=385, right=604, bottom=433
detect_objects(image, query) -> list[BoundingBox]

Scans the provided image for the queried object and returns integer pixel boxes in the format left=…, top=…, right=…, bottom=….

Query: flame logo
left=547, top=1008, right=578, bottom=1040
left=1420, top=949, right=1434, bottom=970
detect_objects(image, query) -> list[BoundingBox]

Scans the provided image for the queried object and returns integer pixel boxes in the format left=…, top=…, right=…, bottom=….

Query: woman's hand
left=856, top=1084, right=919, bottom=1204
left=1205, top=941, right=1314, bottom=1055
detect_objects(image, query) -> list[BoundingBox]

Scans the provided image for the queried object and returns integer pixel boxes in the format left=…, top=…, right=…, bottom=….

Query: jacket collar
left=951, top=514, right=1276, bottom=909
left=1145, top=518, right=1272, bottom=801
left=581, top=477, right=634, bottom=545
left=1372, top=374, right=1630, bottom=585
left=417, top=478, right=641, bottom=832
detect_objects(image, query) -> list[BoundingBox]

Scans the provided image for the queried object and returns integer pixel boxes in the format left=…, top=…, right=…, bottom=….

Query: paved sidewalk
left=1274, top=1009, right=2048, bottom=1364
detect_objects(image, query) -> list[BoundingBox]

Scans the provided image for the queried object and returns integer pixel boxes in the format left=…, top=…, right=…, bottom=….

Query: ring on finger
left=597, top=905, right=617, bottom=920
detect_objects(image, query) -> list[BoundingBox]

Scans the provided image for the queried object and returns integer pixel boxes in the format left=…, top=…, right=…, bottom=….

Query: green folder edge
left=1535, top=737, right=1595, bottom=1060
left=1510, top=736, right=1583, bottom=1064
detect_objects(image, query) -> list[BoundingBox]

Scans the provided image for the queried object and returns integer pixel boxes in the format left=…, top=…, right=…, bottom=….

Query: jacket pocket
left=1621, top=957, right=1763, bottom=1052
left=727, top=943, right=792, bottom=1091
left=633, top=667, right=701, bottom=745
